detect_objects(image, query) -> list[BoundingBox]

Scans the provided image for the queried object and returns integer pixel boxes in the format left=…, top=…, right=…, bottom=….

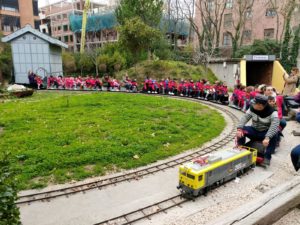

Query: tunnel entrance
left=246, top=61, right=273, bottom=86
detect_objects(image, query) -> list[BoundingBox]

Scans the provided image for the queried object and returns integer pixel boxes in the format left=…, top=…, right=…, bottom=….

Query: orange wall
left=19, top=0, right=34, bottom=28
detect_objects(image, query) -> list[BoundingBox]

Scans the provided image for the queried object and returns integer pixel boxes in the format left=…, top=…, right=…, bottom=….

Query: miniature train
left=177, top=146, right=257, bottom=197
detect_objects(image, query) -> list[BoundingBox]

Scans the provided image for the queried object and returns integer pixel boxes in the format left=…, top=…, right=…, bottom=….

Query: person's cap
left=253, top=94, right=268, bottom=105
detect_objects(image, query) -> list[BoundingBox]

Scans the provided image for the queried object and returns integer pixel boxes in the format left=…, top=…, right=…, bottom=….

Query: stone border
left=208, top=176, right=300, bottom=225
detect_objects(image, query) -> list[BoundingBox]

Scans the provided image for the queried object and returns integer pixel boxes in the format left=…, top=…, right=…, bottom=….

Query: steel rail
left=93, top=194, right=189, bottom=225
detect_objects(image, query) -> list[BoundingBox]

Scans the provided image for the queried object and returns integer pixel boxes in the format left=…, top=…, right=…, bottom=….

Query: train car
left=244, top=141, right=266, bottom=166
left=177, top=146, right=257, bottom=197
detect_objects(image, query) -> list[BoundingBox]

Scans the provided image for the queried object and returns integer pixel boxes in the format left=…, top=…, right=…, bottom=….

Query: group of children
left=142, top=78, right=229, bottom=103
left=41, top=75, right=230, bottom=104
left=28, top=71, right=46, bottom=90
left=230, top=84, right=282, bottom=112
left=46, top=75, right=138, bottom=91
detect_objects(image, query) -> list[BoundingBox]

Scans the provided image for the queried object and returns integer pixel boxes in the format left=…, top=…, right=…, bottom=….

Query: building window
left=223, top=33, right=232, bottom=46
left=32, top=0, right=39, bottom=16
left=34, top=20, right=41, bottom=30
left=1, top=15, right=20, bottom=32
left=264, top=28, right=275, bottom=39
left=245, top=8, right=252, bottom=19
left=207, top=0, right=214, bottom=11
left=243, top=30, right=252, bottom=40
left=63, top=25, right=68, bottom=31
left=70, top=35, right=73, bottom=42
left=64, top=36, right=69, bottom=42
left=58, top=26, right=61, bottom=31
left=63, top=14, right=68, bottom=19
left=0, top=0, right=19, bottom=12
left=266, top=8, right=277, bottom=17
left=58, top=37, right=62, bottom=41
left=225, top=0, right=233, bottom=9
left=224, top=13, right=233, bottom=27
left=57, top=15, right=61, bottom=20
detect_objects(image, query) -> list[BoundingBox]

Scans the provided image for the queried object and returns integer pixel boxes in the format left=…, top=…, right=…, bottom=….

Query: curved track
left=94, top=194, right=188, bottom=225
left=17, top=95, right=239, bottom=205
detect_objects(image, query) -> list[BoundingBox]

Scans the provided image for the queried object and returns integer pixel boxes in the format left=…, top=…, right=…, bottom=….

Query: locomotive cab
left=178, top=164, right=206, bottom=196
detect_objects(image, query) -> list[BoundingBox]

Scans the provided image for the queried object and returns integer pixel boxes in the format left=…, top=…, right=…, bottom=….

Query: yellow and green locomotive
left=177, top=147, right=257, bottom=197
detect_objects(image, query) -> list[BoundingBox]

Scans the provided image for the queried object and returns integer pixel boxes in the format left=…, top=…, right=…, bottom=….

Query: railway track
left=94, top=194, right=188, bottom=225
left=17, top=95, right=239, bottom=205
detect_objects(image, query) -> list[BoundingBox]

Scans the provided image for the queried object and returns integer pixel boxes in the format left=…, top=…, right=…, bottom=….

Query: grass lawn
left=0, top=91, right=225, bottom=190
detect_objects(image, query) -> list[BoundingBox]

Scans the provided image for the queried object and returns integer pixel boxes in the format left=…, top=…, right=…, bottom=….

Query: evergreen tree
left=290, top=25, right=300, bottom=68
left=118, top=17, right=162, bottom=63
left=280, top=0, right=296, bottom=72
left=115, top=0, right=164, bottom=27
left=0, top=33, right=12, bottom=83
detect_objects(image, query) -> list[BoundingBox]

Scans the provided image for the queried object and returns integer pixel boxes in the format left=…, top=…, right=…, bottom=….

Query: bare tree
left=88, top=48, right=101, bottom=76
left=180, top=0, right=226, bottom=70
left=279, top=0, right=297, bottom=41
left=265, top=0, right=281, bottom=42
left=166, top=0, right=186, bottom=50
left=263, top=0, right=297, bottom=42
left=225, top=0, right=255, bottom=58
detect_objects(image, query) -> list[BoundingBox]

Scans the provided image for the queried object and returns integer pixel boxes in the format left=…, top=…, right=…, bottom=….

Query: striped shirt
left=237, top=109, right=279, bottom=138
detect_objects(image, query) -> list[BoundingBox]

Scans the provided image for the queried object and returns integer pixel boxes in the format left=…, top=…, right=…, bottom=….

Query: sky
left=38, top=0, right=110, bottom=8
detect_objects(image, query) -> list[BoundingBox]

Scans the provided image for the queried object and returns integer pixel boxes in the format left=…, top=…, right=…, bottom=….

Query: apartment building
left=40, top=0, right=118, bottom=52
left=194, top=0, right=300, bottom=56
left=0, top=0, right=40, bottom=35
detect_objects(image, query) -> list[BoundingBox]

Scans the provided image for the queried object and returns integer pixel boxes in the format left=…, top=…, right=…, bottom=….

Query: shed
left=1, top=24, right=68, bottom=84
left=240, top=55, right=286, bottom=93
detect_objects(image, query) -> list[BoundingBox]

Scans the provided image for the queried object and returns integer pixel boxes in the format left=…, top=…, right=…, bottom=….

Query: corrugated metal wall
left=11, top=33, right=63, bottom=83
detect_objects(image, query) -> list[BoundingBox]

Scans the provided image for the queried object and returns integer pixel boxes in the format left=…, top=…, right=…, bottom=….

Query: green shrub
left=0, top=33, right=13, bottom=82
left=0, top=153, right=20, bottom=225
left=109, top=51, right=126, bottom=72
left=115, top=60, right=218, bottom=85
left=62, top=52, right=77, bottom=74
left=235, top=39, right=281, bottom=58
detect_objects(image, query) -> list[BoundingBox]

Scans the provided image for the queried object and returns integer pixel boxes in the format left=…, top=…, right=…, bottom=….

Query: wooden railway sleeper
left=141, top=209, right=151, bottom=220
